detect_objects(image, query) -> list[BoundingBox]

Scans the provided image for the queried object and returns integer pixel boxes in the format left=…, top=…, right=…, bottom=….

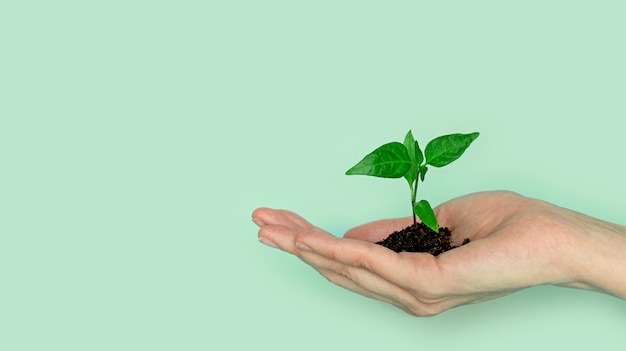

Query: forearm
left=567, top=219, right=626, bottom=299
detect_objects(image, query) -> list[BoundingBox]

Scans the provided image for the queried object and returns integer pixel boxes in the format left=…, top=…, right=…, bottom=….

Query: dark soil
left=376, top=222, right=470, bottom=256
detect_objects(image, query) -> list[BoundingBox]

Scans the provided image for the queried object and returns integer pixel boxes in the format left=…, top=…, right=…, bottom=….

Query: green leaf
left=425, top=132, right=479, bottom=168
left=414, top=140, right=424, bottom=165
left=404, top=130, right=424, bottom=167
left=403, top=131, right=418, bottom=185
left=403, top=130, right=424, bottom=166
left=346, top=142, right=411, bottom=178
left=403, top=130, right=416, bottom=162
left=404, top=166, right=417, bottom=186
left=419, top=165, right=428, bottom=182
left=413, top=199, right=438, bottom=233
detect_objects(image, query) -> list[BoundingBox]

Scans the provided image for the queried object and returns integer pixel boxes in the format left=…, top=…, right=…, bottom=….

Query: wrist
left=566, top=219, right=626, bottom=299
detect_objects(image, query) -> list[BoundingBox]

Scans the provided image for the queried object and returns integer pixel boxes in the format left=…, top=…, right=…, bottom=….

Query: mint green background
left=2, top=1, right=625, bottom=350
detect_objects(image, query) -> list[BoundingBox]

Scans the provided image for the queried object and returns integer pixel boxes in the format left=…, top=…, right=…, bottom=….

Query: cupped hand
left=252, top=191, right=598, bottom=316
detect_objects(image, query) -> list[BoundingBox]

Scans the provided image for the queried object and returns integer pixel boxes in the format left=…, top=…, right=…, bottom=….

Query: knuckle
left=401, top=289, right=449, bottom=317
left=334, top=265, right=360, bottom=285
left=403, top=302, right=444, bottom=317
left=318, top=268, right=347, bottom=287
left=350, top=255, right=373, bottom=272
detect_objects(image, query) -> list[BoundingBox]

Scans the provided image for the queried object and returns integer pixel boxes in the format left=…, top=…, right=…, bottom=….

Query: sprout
left=346, top=131, right=479, bottom=233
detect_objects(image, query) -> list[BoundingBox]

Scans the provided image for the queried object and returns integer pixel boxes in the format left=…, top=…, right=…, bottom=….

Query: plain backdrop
left=2, top=1, right=625, bottom=350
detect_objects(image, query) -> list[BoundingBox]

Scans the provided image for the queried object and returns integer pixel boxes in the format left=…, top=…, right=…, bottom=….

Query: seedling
left=346, top=131, right=479, bottom=234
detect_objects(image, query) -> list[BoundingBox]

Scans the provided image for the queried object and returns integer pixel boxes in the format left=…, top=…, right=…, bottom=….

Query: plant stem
left=411, top=178, right=419, bottom=235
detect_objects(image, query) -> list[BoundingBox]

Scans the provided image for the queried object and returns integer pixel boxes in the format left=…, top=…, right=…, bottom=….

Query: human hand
left=253, top=191, right=626, bottom=316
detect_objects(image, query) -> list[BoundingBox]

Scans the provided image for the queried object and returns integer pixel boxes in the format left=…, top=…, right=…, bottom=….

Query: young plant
left=346, top=131, right=479, bottom=234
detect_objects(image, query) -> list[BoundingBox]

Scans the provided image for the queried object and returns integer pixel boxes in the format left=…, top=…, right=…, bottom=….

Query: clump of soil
left=376, top=222, right=470, bottom=256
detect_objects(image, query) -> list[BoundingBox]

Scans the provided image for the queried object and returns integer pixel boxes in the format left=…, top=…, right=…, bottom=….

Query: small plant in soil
left=346, top=130, right=479, bottom=255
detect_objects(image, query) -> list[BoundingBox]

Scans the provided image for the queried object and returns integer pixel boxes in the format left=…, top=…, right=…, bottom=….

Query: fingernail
left=295, top=242, right=313, bottom=252
left=259, top=237, right=278, bottom=249
left=252, top=217, right=265, bottom=227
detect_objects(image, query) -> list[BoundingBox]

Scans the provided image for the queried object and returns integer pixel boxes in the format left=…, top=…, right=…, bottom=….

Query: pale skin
left=252, top=191, right=626, bottom=316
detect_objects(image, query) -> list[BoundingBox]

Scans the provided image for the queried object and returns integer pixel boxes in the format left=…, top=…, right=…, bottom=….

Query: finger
left=318, top=268, right=448, bottom=316
left=252, top=208, right=313, bottom=230
left=434, top=191, right=526, bottom=240
left=309, top=253, right=468, bottom=317
left=257, top=216, right=429, bottom=312
left=344, top=217, right=413, bottom=242
left=277, top=209, right=314, bottom=228
left=297, top=232, right=440, bottom=293
left=258, top=223, right=299, bottom=252
left=297, top=249, right=424, bottom=312
left=257, top=216, right=334, bottom=254
left=315, top=267, right=406, bottom=308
